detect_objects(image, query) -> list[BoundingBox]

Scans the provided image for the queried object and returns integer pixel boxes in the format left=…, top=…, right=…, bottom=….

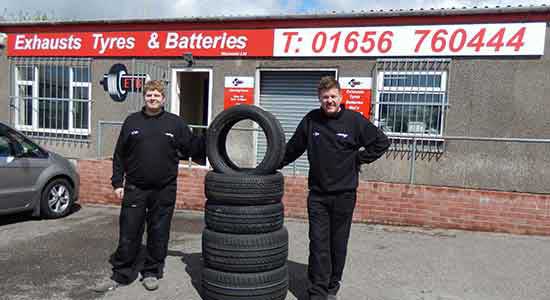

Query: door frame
left=170, top=68, right=213, bottom=126
left=170, top=68, right=213, bottom=169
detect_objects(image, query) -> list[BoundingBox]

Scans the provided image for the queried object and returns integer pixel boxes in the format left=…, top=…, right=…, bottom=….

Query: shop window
left=11, top=58, right=92, bottom=139
left=375, top=59, right=450, bottom=152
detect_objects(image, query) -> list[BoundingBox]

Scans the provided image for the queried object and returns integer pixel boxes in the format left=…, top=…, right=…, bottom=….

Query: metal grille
left=94, top=60, right=172, bottom=158
left=127, top=59, right=172, bottom=113
left=8, top=57, right=92, bottom=142
left=374, top=58, right=451, bottom=153
left=257, top=70, right=336, bottom=175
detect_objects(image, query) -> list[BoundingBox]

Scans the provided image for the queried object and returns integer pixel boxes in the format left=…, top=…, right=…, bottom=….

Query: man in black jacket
left=281, top=76, right=390, bottom=300
left=94, top=80, right=205, bottom=293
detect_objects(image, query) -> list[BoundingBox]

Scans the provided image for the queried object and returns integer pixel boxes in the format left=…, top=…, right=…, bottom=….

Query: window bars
left=9, top=57, right=93, bottom=142
left=374, top=58, right=451, bottom=153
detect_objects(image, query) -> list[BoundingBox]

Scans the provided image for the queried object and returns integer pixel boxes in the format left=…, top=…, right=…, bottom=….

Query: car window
left=0, top=136, right=12, bottom=157
left=6, top=131, right=46, bottom=159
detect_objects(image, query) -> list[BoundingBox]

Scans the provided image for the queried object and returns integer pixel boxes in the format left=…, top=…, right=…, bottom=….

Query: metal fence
left=95, top=119, right=550, bottom=190
left=399, top=135, right=550, bottom=185
left=96, top=121, right=303, bottom=174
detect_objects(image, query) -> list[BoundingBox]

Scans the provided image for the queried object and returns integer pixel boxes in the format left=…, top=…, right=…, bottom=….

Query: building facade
left=1, top=6, right=549, bottom=193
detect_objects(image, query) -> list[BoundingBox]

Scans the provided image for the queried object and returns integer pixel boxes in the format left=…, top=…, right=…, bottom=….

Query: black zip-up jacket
left=281, top=106, right=390, bottom=193
left=111, top=108, right=205, bottom=189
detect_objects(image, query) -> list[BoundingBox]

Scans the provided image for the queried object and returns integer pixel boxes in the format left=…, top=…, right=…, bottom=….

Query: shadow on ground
left=0, top=204, right=82, bottom=227
left=172, top=250, right=310, bottom=300
left=174, top=251, right=203, bottom=298
left=288, top=260, right=309, bottom=300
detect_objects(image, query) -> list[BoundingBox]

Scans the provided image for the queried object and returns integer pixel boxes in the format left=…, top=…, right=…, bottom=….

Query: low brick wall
left=78, top=159, right=550, bottom=236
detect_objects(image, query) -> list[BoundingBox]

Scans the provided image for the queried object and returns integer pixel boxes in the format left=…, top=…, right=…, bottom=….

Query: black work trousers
left=109, top=182, right=177, bottom=284
left=307, top=190, right=356, bottom=300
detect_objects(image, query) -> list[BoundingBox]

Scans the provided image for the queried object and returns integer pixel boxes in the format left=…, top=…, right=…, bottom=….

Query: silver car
left=0, top=122, right=79, bottom=218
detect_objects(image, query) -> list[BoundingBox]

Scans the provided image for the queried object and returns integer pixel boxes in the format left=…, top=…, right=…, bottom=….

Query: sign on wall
left=224, top=76, right=255, bottom=109
left=100, top=63, right=151, bottom=102
left=7, top=30, right=273, bottom=57
left=339, top=77, right=372, bottom=118
left=273, top=23, right=546, bottom=57
left=6, top=23, right=546, bottom=57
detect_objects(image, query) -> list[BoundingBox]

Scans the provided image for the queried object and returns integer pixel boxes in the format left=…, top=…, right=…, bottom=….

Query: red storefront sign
left=339, top=77, right=372, bottom=118
left=224, top=76, right=255, bottom=109
left=6, top=23, right=546, bottom=57
left=273, top=23, right=546, bottom=57
left=7, top=30, right=274, bottom=57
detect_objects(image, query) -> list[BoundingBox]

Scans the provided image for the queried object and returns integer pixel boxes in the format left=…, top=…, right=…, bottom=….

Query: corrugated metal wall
left=257, top=70, right=336, bottom=174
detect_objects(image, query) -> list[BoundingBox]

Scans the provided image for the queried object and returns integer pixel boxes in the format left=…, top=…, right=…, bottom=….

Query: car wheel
left=40, top=178, right=74, bottom=219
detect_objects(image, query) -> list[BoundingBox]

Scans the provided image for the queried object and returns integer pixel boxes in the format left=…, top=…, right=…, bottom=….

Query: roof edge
left=0, top=5, right=549, bottom=27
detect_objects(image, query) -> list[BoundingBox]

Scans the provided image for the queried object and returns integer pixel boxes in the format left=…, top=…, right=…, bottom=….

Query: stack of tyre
left=202, top=105, right=288, bottom=300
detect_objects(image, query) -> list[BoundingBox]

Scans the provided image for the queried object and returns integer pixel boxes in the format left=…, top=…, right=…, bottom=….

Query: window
left=0, top=136, right=11, bottom=157
left=376, top=71, right=447, bottom=136
left=12, top=59, right=92, bottom=137
left=374, top=59, right=450, bottom=152
left=6, top=129, right=48, bottom=159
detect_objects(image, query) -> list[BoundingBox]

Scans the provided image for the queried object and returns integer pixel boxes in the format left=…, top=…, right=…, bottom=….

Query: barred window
left=11, top=58, right=92, bottom=139
left=377, top=72, right=446, bottom=136
left=374, top=59, right=450, bottom=152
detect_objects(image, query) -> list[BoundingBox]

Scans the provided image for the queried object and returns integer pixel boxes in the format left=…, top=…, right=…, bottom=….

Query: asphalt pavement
left=1, top=205, right=549, bottom=300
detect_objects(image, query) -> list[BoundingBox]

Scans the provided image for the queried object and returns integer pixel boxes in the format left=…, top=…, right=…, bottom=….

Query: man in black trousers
left=94, top=80, right=205, bottom=293
left=281, top=76, right=390, bottom=300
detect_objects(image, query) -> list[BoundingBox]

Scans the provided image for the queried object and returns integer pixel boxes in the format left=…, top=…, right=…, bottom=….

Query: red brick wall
left=78, top=159, right=550, bottom=236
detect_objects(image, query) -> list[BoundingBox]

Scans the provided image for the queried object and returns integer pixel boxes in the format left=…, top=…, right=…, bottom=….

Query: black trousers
left=307, top=190, right=356, bottom=300
left=109, top=182, right=177, bottom=284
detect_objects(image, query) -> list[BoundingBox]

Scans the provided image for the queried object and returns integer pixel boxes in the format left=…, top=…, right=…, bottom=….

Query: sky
left=0, top=0, right=548, bottom=20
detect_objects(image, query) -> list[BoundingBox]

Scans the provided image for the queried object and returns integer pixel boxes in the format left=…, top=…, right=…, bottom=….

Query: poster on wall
left=223, top=76, right=255, bottom=109
left=338, top=77, right=372, bottom=118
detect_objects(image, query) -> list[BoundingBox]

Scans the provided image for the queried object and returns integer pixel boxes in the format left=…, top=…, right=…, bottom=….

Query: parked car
left=0, top=122, right=79, bottom=218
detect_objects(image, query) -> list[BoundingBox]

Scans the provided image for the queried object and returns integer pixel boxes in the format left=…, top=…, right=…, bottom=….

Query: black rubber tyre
left=205, top=201, right=284, bottom=234
left=202, top=227, right=288, bottom=273
left=40, top=178, right=74, bottom=219
left=202, top=265, right=288, bottom=300
left=206, top=104, right=285, bottom=175
left=204, top=171, right=284, bottom=205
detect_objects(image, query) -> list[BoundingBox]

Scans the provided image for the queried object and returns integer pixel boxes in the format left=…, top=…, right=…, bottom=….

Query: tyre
left=40, top=178, right=74, bottom=219
left=207, top=104, right=285, bottom=175
left=202, top=227, right=288, bottom=273
left=205, top=201, right=284, bottom=234
left=202, top=265, right=288, bottom=300
left=204, top=171, right=284, bottom=205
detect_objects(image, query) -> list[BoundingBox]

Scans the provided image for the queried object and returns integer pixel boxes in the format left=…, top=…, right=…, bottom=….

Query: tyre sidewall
left=40, top=178, right=74, bottom=219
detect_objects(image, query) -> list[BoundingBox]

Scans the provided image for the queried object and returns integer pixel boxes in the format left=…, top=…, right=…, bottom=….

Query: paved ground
left=1, top=205, right=550, bottom=300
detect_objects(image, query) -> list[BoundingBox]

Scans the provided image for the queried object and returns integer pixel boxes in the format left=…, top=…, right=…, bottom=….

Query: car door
left=0, top=129, right=18, bottom=210
left=0, top=128, right=50, bottom=210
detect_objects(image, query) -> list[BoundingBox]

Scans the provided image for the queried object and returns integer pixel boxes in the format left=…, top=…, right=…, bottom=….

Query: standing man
left=281, top=76, right=390, bottom=300
left=94, top=80, right=205, bottom=292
